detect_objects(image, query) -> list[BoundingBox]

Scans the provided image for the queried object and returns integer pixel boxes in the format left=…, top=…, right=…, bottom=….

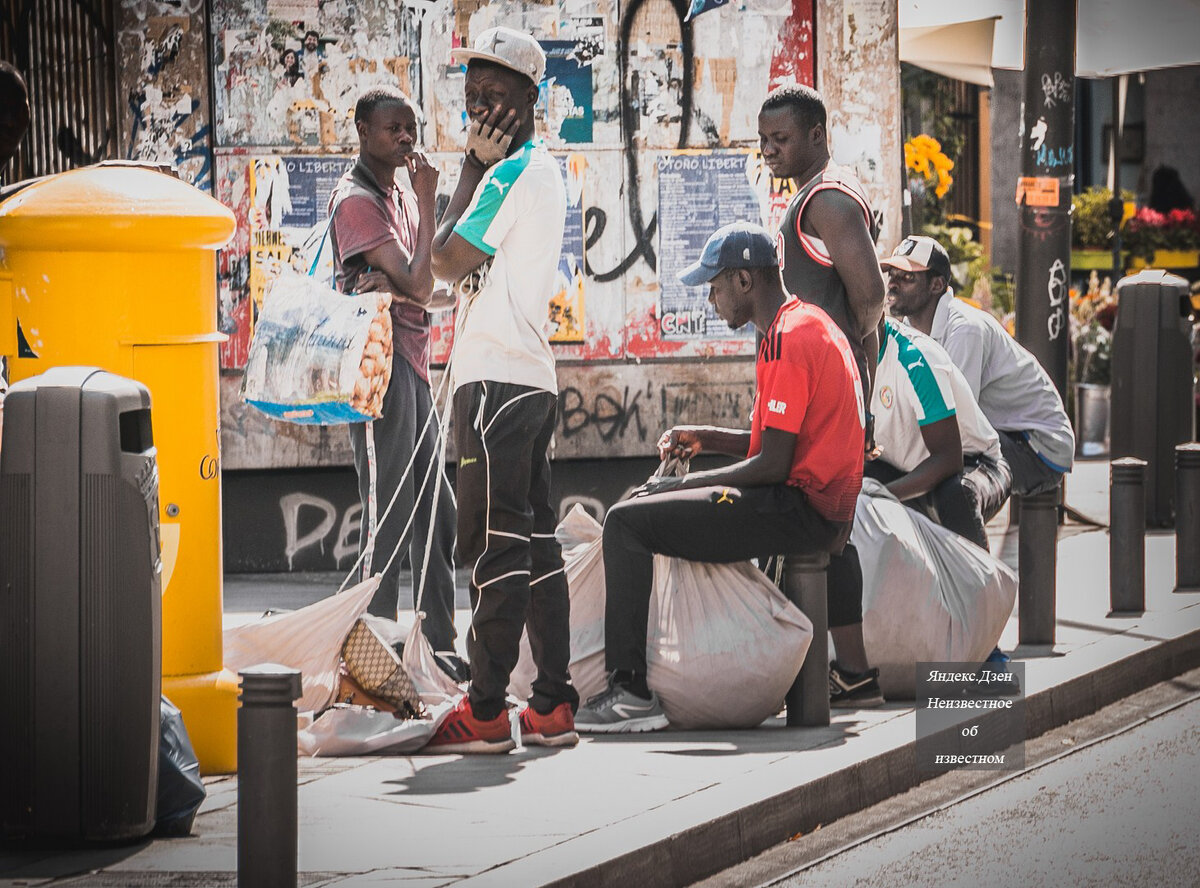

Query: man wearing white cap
left=428, top=26, right=578, bottom=753
left=883, top=234, right=1074, bottom=498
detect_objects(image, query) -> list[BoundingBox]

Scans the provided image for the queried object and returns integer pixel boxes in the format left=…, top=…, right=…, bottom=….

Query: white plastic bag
left=510, top=505, right=813, bottom=729
left=223, top=575, right=379, bottom=714
left=507, top=506, right=608, bottom=703
left=851, top=479, right=1018, bottom=699
left=298, top=698, right=458, bottom=756
left=240, top=271, right=392, bottom=424
left=647, top=556, right=812, bottom=729
left=299, top=611, right=465, bottom=756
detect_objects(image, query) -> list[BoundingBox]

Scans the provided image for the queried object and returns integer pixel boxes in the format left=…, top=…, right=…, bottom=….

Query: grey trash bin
left=1110, top=270, right=1196, bottom=526
left=0, top=367, right=162, bottom=841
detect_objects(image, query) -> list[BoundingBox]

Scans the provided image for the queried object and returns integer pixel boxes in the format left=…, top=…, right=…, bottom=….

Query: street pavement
left=769, top=691, right=1200, bottom=888
left=2, top=459, right=1199, bottom=887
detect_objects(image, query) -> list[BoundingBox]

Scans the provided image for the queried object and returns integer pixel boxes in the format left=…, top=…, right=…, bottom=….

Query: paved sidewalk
left=3, top=460, right=1198, bottom=887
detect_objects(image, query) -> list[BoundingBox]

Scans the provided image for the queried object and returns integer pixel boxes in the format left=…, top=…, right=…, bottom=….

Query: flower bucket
left=1152, top=249, right=1200, bottom=268
left=1071, top=249, right=1122, bottom=271
left=1074, top=383, right=1111, bottom=458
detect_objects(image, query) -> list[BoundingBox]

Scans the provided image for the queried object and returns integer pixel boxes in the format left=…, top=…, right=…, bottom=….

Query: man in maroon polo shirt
left=329, top=85, right=463, bottom=679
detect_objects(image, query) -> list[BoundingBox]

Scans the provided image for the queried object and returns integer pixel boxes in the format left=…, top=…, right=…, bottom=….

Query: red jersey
left=748, top=298, right=865, bottom=522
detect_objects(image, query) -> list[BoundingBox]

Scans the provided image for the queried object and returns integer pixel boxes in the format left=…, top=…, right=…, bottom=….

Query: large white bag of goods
left=241, top=271, right=392, bottom=424
left=224, top=574, right=379, bottom=714
left=510, top=505, right=813, bottom=729
left=851, top=479, right=1018, bottom=699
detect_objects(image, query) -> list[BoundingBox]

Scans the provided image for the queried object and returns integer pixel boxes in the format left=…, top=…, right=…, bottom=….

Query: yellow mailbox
left=0, top=163, right=239, bottom=773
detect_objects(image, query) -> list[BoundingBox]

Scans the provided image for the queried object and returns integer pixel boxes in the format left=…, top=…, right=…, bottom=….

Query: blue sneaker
left=980, top=648, right=1021, bottom=696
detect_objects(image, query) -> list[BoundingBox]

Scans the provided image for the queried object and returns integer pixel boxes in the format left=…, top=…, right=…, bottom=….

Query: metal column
left=1015, top=0, right=1077, bottom=400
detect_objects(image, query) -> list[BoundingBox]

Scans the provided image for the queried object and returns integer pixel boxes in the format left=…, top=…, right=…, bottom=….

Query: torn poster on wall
left=117, top=6, right=212, bottom=191
left=249, top=155, right=354, bottom=324
left=550, top=153, right=588, bottom=343
left=657, top=151, right=760, bottom=342
left=212, top=0, right=420, bottom=150
left=539, top=40, right=595, bottom=145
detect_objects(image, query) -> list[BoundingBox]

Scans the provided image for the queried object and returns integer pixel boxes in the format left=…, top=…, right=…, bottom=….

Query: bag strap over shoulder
left=318, top=177, right=379, bottom=280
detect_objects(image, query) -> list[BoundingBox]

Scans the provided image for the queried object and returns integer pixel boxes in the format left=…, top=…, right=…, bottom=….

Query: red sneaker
left=519, top=702, right=579, bottom=748
left=425, top=696, right=515, bottom=754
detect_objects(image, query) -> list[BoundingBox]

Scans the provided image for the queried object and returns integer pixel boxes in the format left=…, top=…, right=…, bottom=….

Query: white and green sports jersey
left=871, top=318, right=1001, bottom=473
left=451, top=138, right=566, bottom=394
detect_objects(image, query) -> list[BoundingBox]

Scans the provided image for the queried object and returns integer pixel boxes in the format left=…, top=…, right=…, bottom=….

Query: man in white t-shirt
left=883, top=235, right=1074, bottom=496
left=428, top=26, right=578, bottom=754
left=869, top=316, right=1012, bottom=551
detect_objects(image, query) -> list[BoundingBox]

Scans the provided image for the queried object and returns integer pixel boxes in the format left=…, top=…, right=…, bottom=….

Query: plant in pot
left=1123, top=206, right=1200, bottom=267
left=1071, top=186, right=1133, bottom=270
left=905, top=133, right=954, bottom=231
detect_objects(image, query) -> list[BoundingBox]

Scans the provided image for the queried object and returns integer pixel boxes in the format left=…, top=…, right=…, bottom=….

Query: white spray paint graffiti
left=280, top=492, right=361, bottom=569
left=1030, top=116, right=1048, bottom=152
left=1041, top=71, right=1071, bottom=109
left=1047, top=258, right=1066, bottom=340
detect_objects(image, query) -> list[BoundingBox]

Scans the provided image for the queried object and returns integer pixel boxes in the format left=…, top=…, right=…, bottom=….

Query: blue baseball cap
left=677, top=221, right=779, bottom=287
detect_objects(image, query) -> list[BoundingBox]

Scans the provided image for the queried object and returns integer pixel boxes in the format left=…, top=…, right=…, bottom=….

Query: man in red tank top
left=758, top=84, right=884, bottom=404
left=757, top=86, right=889, bottom=706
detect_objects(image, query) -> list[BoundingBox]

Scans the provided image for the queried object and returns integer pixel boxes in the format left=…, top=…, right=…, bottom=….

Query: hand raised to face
left=404, top=151, right=439, bottom=198
left=465, top=106, right=518, bottom=168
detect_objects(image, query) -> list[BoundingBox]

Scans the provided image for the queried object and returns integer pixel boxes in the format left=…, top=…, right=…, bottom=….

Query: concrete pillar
left=783, top=552, right=831, bottom=727
left=816, top=0, right=902, bottom=253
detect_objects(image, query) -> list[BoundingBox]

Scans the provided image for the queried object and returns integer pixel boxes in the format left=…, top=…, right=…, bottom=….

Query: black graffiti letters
left=559, top=386, right=647, bottom=442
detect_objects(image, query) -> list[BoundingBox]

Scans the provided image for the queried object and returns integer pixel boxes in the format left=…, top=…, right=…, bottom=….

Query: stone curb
left=459, top=611, right=1200, bottom=888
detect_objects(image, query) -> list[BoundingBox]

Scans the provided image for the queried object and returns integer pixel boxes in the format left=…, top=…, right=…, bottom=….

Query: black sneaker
left=829, top=661, right=884, bottom=708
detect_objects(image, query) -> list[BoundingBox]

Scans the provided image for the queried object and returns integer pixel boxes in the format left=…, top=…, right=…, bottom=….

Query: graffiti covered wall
left=116, top=1, right=214, bottom=190
left=203, top=0, right=899, bottom=470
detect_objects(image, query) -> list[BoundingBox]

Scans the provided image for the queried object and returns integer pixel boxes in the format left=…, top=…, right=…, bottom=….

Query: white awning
left=899, top=17, right=1000, bottom=87
left=899, top=0, right=1200, bottom=79
left=1075, top=0, right=1200, bottom=77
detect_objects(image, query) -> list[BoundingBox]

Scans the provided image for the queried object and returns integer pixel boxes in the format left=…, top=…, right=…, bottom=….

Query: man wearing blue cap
left=575, top=222, right=870, bottom=732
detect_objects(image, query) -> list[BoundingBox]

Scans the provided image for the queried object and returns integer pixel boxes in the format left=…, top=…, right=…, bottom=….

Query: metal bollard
left=1018, top=489, right=1059, bottom=645
left=238, top=665, right=303, bottom=888
left=782, top=552, right=830, bottom=727
left=1176, top=444, right=1200, bottom=591
left=1110, top=458, right=1147, bottom=613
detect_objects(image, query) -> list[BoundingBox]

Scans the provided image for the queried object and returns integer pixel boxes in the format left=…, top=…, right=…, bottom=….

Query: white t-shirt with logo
left=451, top=138, right=566, bottom=394
left=872, top=318, right=1002, bottom=473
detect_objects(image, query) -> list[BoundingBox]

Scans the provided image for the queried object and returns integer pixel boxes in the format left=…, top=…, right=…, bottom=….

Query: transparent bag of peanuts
left=241, top=270, right=393, bottom=424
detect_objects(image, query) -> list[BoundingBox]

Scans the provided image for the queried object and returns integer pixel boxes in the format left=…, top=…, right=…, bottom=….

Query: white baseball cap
left=449, top=27, right=546, bottom=85
left=880, top=235, right=952, bottom=280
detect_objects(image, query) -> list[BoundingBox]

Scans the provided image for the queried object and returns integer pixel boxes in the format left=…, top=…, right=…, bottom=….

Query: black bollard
left=1176, top=444, right=1200, bottom=591
left=238, top=665, right=303, bottom=888
left=783, top=552, right=830, bottom=727
left=1018, top=489, right=1059, bottom=645
left=1110, top=458, right=1147, bottom=613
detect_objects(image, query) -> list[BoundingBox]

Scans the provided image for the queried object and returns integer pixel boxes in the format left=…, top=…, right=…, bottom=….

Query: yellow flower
left=905, top=133, right=954, bottom=201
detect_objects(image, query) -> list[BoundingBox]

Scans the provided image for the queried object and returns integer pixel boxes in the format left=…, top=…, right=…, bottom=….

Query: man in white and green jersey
left=868, top=316, right=1012, bottom=550
left=428, top=26, right=578, bottom=754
